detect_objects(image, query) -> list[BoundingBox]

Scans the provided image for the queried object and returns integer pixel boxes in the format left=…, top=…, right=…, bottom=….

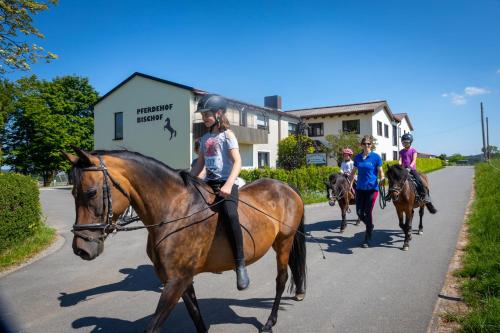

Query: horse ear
left=71, top=146, right=96, bottom=166
left=61, top=150, right=79, bottom=165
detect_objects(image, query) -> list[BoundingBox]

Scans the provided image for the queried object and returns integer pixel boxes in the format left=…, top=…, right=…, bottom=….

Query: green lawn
left=0, top=223, right=56, bottom=271
left=454, top=159, right=500, bottom=332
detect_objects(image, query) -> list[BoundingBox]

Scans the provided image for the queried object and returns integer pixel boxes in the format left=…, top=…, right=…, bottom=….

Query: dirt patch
left=427, top=183, right=474, bottom=332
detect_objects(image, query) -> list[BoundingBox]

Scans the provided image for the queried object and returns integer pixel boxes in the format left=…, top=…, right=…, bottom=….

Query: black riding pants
left=409, top=169, right=427, bottom=196
left=355, top=189, right=378, bottom=231
left=208, top=181, right=245, bottom=263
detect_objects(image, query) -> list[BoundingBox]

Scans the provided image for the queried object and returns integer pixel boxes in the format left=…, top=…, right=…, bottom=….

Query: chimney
left=264, top=95, right=282, bottom=110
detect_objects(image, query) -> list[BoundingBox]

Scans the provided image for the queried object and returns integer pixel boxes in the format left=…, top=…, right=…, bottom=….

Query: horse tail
left=288, top=208, right=307, bottom=296
left=426, top=202, right=437, bottom=214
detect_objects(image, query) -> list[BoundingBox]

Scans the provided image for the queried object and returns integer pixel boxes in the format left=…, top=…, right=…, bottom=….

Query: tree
left=447, top=153, right=465, bottom=164
left=2, top=75, right=98, bottom=185
left=0, top=79, right=16, bottom=162
left=325, top=130, right=362, bottom=166
left=438, top=153, right=447, bottom=161
left=482, top=145, right=499, bottom=159
left=277, top=134, right=315, bottom=170
left=0, top=0, right=58, bottom=76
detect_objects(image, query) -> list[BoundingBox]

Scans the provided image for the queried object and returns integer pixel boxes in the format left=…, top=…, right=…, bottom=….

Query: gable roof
left=91, top=72, right=300, bottom=119
left=286, top=100, right=395, bottom=120
left=393, top=113, right=414, bottom=130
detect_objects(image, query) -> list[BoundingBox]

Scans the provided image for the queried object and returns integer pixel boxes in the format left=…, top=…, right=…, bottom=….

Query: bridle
left=387, top=173, right=409, bottom=202
left=71, top=156, right=132, bottom=242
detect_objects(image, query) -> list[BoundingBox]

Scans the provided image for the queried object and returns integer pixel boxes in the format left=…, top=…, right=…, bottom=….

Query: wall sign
left=135, top=103, right=177, bottom=141
left=306, top=153, right=327, bottom=165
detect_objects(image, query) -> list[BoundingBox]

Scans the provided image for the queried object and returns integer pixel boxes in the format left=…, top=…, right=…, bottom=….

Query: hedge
left=416, top=158, right=445, bottom=173
left=0, top=173, right=43, bottom=252
left=240, top=165, right=340, bottom=192
left=240, top=158, right=444, bottom=194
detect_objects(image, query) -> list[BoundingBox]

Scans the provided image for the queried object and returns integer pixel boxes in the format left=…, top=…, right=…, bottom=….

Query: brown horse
left=386, top=165, right=437, bottom=251
left=63, top=147, right=306, bottom=333
left=325, top=173, right=359, bottom=232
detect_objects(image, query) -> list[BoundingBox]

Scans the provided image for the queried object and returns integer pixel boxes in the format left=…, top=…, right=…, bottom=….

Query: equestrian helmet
left=401, top=133, right=413, bottom=143
left=196, top=94, right=227, bottom=113
left=342, top=148, right=353, bottom=156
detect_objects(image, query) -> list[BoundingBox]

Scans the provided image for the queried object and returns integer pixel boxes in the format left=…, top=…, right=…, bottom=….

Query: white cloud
left=451, top=93, right=466, bottom=106
left=496, top=69, right=500, bottom=74
left=464, top=86, right=490, bottom=96
left=441, top=93, right=448, bottom=97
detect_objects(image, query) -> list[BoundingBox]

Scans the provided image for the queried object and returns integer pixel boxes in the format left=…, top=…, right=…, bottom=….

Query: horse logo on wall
left=164, top=118, right=177, bottom=140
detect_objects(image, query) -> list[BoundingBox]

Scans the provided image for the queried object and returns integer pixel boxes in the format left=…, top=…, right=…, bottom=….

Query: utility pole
left=486, top=116, right=490, bottom=160
left=480, top=102, right=486, bottom=160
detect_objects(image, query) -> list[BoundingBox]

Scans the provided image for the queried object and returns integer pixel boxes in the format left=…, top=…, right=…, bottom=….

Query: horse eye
left=86, top=188, right=97, bottom=199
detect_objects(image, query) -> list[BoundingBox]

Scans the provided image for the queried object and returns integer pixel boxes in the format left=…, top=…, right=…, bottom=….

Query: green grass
left=453, top=159, right=500, bottom=332
left=302, top=190, right=329, bottom=205
left=0, top=223, right=56, bottom=271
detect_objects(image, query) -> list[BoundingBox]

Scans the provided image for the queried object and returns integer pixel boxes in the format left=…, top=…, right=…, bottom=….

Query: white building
left=287, top=101, right=413, bottom=165
left=92, top=72, right=300, bottom=169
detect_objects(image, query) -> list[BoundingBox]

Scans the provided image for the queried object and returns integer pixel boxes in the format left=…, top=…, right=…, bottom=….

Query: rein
left=72, top=157, right=326, bottom=258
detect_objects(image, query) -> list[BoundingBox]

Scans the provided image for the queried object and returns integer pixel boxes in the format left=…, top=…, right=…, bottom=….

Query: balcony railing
left=193, top=122, right=268, bottom=144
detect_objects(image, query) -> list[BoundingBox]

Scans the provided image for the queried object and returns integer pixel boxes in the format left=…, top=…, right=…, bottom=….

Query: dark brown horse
left=63, top=147, right=306, bottom=333
left=386, top=165, right=437, bottom=251
left=325, top=173, right=359, bottom=232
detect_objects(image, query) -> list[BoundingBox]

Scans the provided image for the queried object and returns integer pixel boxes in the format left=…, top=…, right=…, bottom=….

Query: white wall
left=94, top=76, right=192, bottom=169
left=371, top=107, right=399, bottom=161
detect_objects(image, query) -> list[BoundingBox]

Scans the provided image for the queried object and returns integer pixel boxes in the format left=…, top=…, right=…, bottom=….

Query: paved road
left=0, top=166, right=473, bottom=333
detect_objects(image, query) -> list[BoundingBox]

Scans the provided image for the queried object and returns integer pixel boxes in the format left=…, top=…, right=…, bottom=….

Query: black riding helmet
left=196, top=94, right=227, bottom=113
left=401, top=133, right=413, bottom=143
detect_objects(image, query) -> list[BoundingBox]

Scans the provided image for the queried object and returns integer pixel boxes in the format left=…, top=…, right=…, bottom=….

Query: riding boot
left=235, top=258, right=250, bottom=290
left=423, top=189, right=432, bottom=204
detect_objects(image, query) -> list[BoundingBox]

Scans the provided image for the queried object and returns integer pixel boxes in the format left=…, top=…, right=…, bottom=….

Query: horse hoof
left=294, top=293, right=305, bottom=301
left=418, top=230, right=423, bottom=235
left=259, top=327, right=273, bottom=333
left=402, top=245, right=409, bottom=251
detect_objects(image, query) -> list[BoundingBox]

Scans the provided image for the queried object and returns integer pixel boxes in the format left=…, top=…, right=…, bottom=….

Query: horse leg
left=402, top=209, right=412, bottom=251
left=418, top=206, right=424, bottom=235
left=181, top=283, right=208, bottom=333
left=340, top=201, right=347, bottom=232
left=260, top=238, right=294, bottom=333
left=145, top=277, right=192, bottom=333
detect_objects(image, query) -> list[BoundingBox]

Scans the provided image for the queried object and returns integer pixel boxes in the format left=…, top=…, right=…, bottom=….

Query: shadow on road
left=58, top=264, right=162, bottom=306
left=306, top=220, right=406, bottom=254
left=72, top=296, right=295, bottom=332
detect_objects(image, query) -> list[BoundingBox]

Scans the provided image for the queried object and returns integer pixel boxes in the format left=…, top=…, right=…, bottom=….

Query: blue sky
left=6, top=0, right=500, bottom=156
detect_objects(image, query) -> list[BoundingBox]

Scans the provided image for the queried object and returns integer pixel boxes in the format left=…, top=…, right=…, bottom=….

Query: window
left=239, top=109, right=247, bottom=127
left=308, top=123, right=324, bottom=137
left=258, top=152, right=269, bottom=168
left=393, top=151, right=398, bottom=161
left=257, top=113, right=268, bottom=130
left=384, top=124, right=389, bottom=138
left=114, top=112, right=123, bottom=140
left=392, top=125, right=397, bottom=146
left=377, top=121, right=382, bottom=136
left=342, top=119, right=360, bottom=134
left=381, top=153, right=387, bottom=161
left=288, top=123, right=298, bottom=136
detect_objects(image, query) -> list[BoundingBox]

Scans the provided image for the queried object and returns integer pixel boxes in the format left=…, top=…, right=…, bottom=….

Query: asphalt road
left=0, top=166, right=473, bottom=333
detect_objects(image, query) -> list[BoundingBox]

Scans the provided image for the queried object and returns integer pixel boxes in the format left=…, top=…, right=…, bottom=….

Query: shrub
left=0, top=173, right=42, bottom=252
left=416, top=158, right=445, bottom=173
left=240, top=165, right=340, bottom=193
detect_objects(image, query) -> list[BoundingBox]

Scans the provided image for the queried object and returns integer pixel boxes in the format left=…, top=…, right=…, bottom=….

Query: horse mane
left=387, top=164, right=408, bottom=181
left=72, top=150, right=194, bottom=188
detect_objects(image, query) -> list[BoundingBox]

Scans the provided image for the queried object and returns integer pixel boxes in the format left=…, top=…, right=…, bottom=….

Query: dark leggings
left=209, top=182, right=244, bottom=262
left=409, top=169, right=426, bottom=196
left=355, top=189, right=378, bottom=231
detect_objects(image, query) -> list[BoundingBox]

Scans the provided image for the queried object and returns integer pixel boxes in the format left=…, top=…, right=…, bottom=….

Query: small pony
left=386, top=165, right=437, bottom=251
left=325, top=173, right=359, bottom=232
